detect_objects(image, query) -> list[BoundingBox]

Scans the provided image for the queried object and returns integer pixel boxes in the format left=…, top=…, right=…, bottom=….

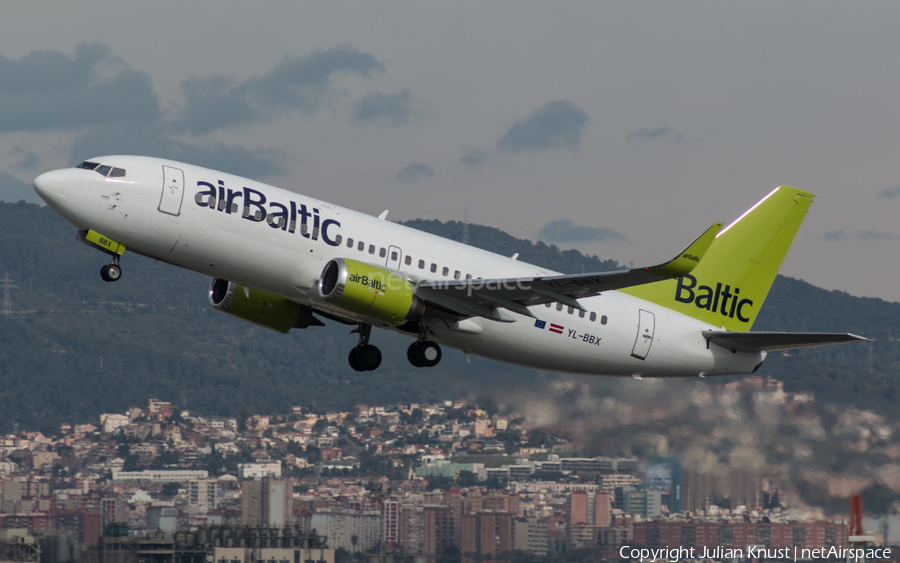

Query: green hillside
left=0, top=202, right=894, bottom=432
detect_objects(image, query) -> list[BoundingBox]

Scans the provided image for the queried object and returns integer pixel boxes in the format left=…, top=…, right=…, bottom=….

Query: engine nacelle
left=209, top=279, right=317, bottom=333
left=318, top=258, right=424, bottom=325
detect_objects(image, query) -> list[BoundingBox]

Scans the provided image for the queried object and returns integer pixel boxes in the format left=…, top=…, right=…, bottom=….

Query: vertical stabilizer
left=619, top=186, right=813, bottom=330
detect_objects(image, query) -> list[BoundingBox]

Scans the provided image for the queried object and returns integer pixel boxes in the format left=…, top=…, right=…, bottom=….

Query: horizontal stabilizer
left=703, top=331, right=871, bottom=353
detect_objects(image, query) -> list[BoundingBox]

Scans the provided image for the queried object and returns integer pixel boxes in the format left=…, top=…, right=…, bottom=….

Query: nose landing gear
left=100, top=257, right=122, bottom=282
left=349, top=323, right=382, bottom=372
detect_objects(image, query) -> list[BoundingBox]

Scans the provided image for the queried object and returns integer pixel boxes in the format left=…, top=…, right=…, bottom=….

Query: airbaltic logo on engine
left=349, top=273, right=386, bottom=293
left=675, top=274, right=754, bottom=322
left=194, top=180, right=341, bottom=247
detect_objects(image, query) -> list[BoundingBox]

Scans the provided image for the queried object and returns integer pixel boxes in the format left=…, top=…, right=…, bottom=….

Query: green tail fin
left=619, top=186, right=814, bottom=330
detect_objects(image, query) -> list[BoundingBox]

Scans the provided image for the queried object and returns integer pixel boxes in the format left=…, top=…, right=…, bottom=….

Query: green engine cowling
left=208, top=279, right=317, bottom=333
left=318, top=258, right=424, bottom=325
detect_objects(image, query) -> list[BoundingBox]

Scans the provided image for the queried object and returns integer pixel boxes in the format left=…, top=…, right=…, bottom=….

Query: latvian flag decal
left=549, top=323, right=564, bottom=334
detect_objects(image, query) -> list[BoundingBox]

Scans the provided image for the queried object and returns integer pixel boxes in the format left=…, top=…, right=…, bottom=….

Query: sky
left=3, top=2, right=900, bottom=302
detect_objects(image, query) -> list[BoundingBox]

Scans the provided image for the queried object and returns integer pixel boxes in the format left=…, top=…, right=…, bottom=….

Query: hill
left=0, top=202, right=895, bottom=432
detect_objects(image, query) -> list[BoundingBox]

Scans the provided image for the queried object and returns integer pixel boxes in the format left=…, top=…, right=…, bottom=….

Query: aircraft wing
left=703, top=331, right=872, bottom=352
left=413, top=222, right=723, bottom=322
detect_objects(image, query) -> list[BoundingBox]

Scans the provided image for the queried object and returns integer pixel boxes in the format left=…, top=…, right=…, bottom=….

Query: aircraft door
left=631, top=309, right=656, bottom=360
left=386, top=245, right=402, bottom=270
left=158, top=165, right=185, bottom=216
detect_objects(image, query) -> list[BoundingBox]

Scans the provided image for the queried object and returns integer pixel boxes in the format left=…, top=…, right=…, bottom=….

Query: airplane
left=32, top=156, right=868, bottom=376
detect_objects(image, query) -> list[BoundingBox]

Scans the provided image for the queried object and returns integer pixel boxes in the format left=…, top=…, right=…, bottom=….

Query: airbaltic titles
left=194, top=180, right=342, bottom=246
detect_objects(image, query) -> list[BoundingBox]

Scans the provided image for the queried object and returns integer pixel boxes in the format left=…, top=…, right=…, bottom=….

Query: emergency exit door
left=631, top=309, right=656, bottom=360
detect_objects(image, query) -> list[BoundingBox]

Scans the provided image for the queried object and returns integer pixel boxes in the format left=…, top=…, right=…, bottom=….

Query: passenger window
left=545, top=303, right=551, bottom=308
left=442, top=267, right=449, bottom=276
left=590, top=312, right=597, bottom=322
left=334, top=234, right=342, bottom=245
left=454, top=270, right=461, bottom=280
left=312, top=227, right=319, bottom=238
left=379, top=248, right=386, bottom=258
left=95, top=165, right=112, bottom=177
left=578, top=310, right=585, bottom=318
left=347, top=238, right=354, bottom=248
left=301, top=224, right=308, bottom=235
left=418, top=259, right=425, bottom=269
left=109, top=168, right=126, bottom=177
left=567, top=307, right=574, bottom=315
left=556, top=303, right=563, bottom=311
left=405, top=256, right=412, bottom=266
left=357, top=241, right=364, bottom=251
left=392, top=251, right=399, bottom=261
left=430, top=263, right=437, bottom=273
left=465, top=274, right=472, bottom=280
left=601, top=315, right=608, bottom=325
left=369, top=245, right=376, bottom=254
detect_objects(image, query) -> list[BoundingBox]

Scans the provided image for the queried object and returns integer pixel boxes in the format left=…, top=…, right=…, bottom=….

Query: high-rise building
left=383, top=500, right=400, bottom=546
left=461, top=511, right=512, bottom=563
left=423, top=505, right=454, bottom=563
left=188, top=479, right=218, bottom=509
left=241, top=480, right=292, bottom=527
left=645, top=456, right=682, bottom=513
left=513, top=517, right=548, bottom=556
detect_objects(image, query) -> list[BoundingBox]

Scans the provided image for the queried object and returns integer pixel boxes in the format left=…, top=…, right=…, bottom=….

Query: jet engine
left=208, top=279, right=319, bottom=333
left=318, top=258, right=425, bottom=325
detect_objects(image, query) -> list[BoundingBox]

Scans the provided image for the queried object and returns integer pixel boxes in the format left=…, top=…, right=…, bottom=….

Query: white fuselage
left=33, top=156, right=765, bottom=377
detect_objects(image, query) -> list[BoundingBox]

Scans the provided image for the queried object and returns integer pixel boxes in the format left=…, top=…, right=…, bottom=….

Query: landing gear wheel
left=349, top=348, right=363, bottom=372
left=348, top=324, right=382, bottom=372
left=358, top=345, right=382, bottom=371
left=351, top=345, right=381, bottom=371
left=407, top=343, right=424, bottom=368
left=409, top=341, right=441, bottom=367
left=105, top=264, right=122, bottom=282
left=100, top=260, right=122, bottom=283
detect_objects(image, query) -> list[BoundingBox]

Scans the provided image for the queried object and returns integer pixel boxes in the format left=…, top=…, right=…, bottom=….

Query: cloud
left=352, top=89, right=419, bottom=126
left=857, top=230, right=898, bottom=240
left=395, top=163, right=434, bottom=184
left=496, top=100, right=589, bottom=154
left=626, top=126, right=683, bottom=143
left=9, top=147, right=41, bottom=171
left=877, top=186, right=900, bottom=199
left=822, top=230, right=847, bottom=241
left=536, top=218, right=626, bottom=243
left=178, top=45, right=383, bottom=134
left=0, top=172, right=43, bottom=205
left=460, top=147, right=486, bottom=169
left=0, top=44, right=160, bottom=133
left=71, top=124, right=289, bottom=179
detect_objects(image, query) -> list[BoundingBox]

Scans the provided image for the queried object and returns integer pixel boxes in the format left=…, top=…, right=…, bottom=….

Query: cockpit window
left=76, top=161, right=126, bottom=178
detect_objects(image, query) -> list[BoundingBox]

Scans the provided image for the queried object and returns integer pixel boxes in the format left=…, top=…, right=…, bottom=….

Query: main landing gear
left=346, top=323, right=444, bottom=372
left=100, top=256, right=123, bottom=282
left=408, top=340, right=441, bottom=368
left=407, top=323, right=441, bottom=368
left=349, top=323, right=382, bottom=372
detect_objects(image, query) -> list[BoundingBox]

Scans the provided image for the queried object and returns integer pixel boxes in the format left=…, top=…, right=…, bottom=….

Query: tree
left=160, top=482, right=180, bottom=499
left=436, top=544, right=462, bottom=563
left=458, top=470, right=478, bottom=487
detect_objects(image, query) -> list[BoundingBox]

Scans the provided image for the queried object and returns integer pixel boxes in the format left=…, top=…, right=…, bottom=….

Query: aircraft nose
left=33, top=169, right=71, bottom=208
